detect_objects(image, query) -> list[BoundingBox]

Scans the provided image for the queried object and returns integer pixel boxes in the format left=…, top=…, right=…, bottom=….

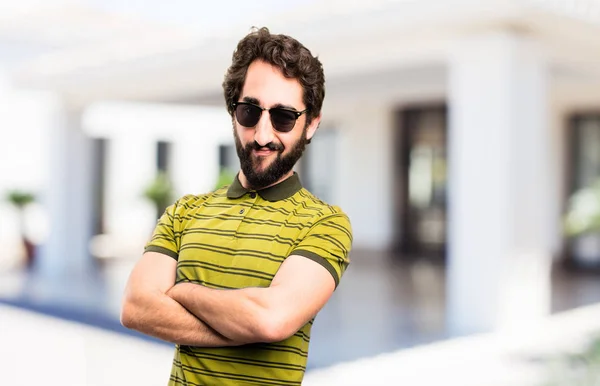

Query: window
left=567, top=115, right=600, bottom=269
left=218, top=144, right=238, bottom=172
left=156, top=141, right=171, bottom=173
left=394, top=106, right=447, bottom=259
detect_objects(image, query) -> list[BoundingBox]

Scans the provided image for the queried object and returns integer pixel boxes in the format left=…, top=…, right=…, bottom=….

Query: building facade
left=2, top=0, right=600, bottom=336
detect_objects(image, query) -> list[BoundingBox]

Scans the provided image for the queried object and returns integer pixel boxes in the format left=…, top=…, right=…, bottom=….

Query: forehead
left=241, top=60, right=304, bottom=108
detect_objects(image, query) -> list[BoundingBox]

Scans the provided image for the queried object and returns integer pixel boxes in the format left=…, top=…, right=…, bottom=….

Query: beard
left=234, top=127, right=308, bottom=190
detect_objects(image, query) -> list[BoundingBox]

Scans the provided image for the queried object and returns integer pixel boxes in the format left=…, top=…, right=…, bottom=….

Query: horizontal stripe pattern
left=147, top=184, right=353, bottom=385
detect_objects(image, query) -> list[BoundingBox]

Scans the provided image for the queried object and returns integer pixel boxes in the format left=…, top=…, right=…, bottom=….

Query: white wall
left=334, top=104, right=395, bottom=250
left=322, top=64, right=446, bottom=250
left=82, top=101, right=233, bottom=258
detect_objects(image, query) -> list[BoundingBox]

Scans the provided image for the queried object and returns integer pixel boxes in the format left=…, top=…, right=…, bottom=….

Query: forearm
left=121, top=289, right=243, bottom=347
left=168, top=283, right=284, bottom=343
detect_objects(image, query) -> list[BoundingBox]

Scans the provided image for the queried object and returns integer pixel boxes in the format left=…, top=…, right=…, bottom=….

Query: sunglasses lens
left=270, top=109, right=297, bottom=132
left=235, top=104, right=261, bottom=127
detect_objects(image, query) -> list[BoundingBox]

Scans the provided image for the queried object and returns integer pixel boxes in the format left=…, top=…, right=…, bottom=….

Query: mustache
left=246, top=141, right=284, bottom=152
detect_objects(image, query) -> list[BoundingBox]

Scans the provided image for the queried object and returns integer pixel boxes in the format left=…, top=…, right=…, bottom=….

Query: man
left=121, top=27, right=352, bottom=386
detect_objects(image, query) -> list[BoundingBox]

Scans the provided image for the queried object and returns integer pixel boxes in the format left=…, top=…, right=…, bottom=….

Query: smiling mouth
left=253, top=149, right=275, bottom=157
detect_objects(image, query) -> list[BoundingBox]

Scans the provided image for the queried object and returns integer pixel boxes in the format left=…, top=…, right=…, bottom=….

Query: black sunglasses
left=232, top=101, right=308, bottom=133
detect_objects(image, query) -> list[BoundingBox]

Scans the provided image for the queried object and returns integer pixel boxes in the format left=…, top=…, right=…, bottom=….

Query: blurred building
left=2, top=0, right=600, bottom=337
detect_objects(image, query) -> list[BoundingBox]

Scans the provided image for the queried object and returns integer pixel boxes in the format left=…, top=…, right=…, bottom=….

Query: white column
left=447, top=32, right=553, bottom=335
left=37, top=106, right=96, bottom=278
left=0, top=71, right=22, bottom=270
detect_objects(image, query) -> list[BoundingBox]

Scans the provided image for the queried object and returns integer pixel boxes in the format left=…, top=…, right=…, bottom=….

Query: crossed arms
left=120, top=251, right=336, bottom=347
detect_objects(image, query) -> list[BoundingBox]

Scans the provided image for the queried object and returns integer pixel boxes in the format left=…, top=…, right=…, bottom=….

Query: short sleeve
left=144, top=201, right=180, bottom=260
left=291, top=212, right=353, bottom=288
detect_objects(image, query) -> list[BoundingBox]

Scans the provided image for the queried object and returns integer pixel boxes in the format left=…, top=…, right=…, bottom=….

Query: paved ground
left=0, top=304, right=173, bottom=386
left=2, top=301, right=599, bottom=386
left=1, top=249, right=600, bottom=373
left=303, top=302, right=600, bottom=386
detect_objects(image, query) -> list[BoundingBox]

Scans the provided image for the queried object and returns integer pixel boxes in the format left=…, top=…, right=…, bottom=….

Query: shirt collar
left=226, top=172, right=303, bottom=202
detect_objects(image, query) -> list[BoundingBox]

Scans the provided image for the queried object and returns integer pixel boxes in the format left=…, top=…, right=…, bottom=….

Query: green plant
left=541, top=335, right=600, bottom=386
left=214, top=168, right=237, bottom=190
left=6, top=190, right=35, bottom=208
left=143, top=172, right=174, bottom=217
left=564, top=179, right=600, bottom=237
left=5, top=189, right=36, bottom=268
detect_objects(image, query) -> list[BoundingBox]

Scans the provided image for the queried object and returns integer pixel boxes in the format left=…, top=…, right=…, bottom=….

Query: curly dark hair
left=223, top=27, right=325, bottom=125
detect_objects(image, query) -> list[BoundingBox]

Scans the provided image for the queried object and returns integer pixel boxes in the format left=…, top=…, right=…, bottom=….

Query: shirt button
left=249, top=192, right=257, bottom=199
left=239, top=209, right=245, bottom=214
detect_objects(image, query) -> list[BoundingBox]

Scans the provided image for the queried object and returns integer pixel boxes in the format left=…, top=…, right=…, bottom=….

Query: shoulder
left=296, top=189, right=352, bottom=231
left=172, top=187, right=227, bottom=213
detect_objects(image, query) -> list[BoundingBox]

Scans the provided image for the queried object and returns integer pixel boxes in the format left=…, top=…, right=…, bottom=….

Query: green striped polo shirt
left=145, top=172, right=352, bottom=386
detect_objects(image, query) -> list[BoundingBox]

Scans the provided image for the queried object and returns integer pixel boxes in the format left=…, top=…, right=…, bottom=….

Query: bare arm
left=167, top=255, right=336, bottom=343
left=120, top=251, right=245, bottom=347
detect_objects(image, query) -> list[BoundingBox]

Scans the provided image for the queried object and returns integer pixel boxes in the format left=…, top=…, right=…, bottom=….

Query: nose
left=253, top=110, right=275, bottom=147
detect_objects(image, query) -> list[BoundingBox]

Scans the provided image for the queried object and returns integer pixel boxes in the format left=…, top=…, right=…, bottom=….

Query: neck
left=238, top=170, right=294, bottom=190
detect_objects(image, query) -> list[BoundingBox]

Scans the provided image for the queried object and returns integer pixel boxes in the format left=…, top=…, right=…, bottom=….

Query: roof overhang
left=10, top=0, right=600, bottom=104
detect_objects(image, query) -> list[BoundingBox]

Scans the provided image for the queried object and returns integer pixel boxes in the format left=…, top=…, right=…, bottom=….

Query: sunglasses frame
left=232, top=101, right=309, bottom=132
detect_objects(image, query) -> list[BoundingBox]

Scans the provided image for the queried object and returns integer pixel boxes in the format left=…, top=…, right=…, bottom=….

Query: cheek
left=280, top=133, right=301, bottom=151
left=236, top=126, right=254, bottom=144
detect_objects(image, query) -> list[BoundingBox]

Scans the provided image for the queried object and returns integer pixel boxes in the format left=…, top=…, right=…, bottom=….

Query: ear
left=305, top=114, right=321, bottom=141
